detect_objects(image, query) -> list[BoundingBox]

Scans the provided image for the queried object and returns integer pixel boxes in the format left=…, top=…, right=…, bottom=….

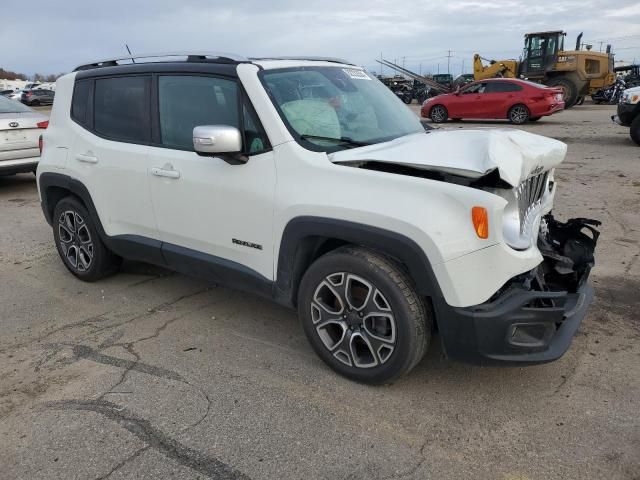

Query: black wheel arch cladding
left=275, top=216, right=444, bottom=307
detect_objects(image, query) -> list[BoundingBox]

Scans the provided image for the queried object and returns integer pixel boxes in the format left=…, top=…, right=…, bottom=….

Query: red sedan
left=421, top=78, right=565, bottom=124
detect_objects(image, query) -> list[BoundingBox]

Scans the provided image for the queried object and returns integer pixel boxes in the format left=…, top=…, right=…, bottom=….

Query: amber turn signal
left=472, top=206, right=489, bottom=239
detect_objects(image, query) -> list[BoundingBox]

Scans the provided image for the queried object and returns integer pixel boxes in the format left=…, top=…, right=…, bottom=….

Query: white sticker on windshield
left=343, top=68, right=372, bottom=80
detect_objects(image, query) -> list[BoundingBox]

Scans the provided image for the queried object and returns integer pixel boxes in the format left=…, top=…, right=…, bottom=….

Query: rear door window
left=94, top=76, right=150, bottom=143
left=485, top=82, right=522, bottom=93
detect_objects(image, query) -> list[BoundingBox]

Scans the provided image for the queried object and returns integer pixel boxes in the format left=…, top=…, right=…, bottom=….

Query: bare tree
left=0, top=68, right=27, bottom=80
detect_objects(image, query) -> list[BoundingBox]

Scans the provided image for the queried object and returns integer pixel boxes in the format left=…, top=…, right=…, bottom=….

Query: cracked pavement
left=0, top=104, right=639, bottom=479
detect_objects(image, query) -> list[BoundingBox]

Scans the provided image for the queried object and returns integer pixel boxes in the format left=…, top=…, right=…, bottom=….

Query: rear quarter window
left=71, top=80, right=91, bottom=126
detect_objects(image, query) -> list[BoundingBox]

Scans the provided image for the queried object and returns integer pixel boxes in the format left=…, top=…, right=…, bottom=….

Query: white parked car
left=0, top=96, right=48, bottom=175
left=36, top=53, right=600, bottom=383
left=8, top=90, right=24, bottom=101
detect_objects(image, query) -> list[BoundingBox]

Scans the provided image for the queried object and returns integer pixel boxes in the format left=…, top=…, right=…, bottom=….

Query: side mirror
left=193, top=125, right=247, bottom=164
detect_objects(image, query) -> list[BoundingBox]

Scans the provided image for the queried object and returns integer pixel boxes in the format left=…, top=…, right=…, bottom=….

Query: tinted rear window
left=71, top=81, right=91, bottom=125
left=94, top=76, right=150, bottom=143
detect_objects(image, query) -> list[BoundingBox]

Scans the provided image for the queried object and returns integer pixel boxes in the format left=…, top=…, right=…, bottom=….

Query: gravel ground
left=0, top=103, right=638, bottom=480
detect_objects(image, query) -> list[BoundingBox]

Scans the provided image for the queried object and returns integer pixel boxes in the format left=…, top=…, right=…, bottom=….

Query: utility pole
left=447, top=50, right=453, bottom=75
left=437, top=63, right=440, bottom=74
left=380, top=52, right=383, bottom=76
left=419, top=63, right=422, bottom=75
left=402, top=56, right=406, bottom=70
left=461, top=58, right=465, bottom=75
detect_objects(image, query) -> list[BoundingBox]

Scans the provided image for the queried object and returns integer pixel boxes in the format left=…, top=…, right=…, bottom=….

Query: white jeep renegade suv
left=37, top=53, right=600, bottom=383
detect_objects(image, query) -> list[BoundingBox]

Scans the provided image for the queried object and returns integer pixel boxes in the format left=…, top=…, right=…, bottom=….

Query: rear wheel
left=53, top=196, right=121, bottom=281
left=298, top=246, right=431, bottom=384
left=630, top=115, right=640, bottom=146
left=429, top=105, right=448, bottom=123
left=546, top=77, right=578, bottom=108
left=508, top=104, right=530, bottom=124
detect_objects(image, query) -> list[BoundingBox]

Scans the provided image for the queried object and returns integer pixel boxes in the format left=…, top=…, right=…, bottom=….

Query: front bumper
left=612, top=102, right=638, bottom=126
left=435, top=215, right=600, bottom=365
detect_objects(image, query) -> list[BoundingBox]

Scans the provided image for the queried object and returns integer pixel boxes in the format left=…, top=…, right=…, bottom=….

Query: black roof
left=73, top=53, right=356, bottom=78
left=75, top=61, right=241, bottom=80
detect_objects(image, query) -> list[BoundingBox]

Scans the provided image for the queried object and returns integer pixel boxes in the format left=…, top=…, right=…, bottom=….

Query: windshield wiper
left=300, top=134, right=371, bottom=148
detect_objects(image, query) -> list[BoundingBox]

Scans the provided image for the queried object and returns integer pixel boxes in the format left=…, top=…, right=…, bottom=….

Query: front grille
left=515, top=171, right=549, bottom=233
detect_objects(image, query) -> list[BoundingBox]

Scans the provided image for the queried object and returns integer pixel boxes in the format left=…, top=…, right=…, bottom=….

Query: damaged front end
left=435, top=214, right=601, bottom=365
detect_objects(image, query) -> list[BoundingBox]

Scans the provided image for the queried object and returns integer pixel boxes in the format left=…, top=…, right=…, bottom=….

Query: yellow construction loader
left=474, top=31, right=615, bottom=107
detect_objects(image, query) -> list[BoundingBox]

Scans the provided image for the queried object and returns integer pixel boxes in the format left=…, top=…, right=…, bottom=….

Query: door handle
left=76, top=153, right=98, bottom=164
left=151, top=167, right=181, bottom=179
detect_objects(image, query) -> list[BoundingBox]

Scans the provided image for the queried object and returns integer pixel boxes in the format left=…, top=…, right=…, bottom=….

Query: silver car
left=0, top=96, right=49, bottom=175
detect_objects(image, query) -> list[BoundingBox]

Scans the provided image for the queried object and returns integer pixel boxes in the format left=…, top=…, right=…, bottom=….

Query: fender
left=274, top=216, right=444, bottom=307
left=38, top=172, right=164, bottom=266
left=39, top=172, right=103, bottom=230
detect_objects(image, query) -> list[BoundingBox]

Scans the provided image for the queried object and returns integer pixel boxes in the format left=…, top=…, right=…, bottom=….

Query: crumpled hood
left=329, top=129, right=567, bottom=187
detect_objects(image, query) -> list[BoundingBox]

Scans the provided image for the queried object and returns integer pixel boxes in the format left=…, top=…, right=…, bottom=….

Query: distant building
left=0, top=78, right=30, bottom=91
left=0, top=79, right=56, bottom=91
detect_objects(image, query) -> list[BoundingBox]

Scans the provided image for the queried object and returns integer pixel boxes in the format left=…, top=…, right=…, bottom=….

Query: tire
left=576, top=96, right=585, bottom=106
left=630, top=115, right=640, bottom=146
left=53, top=196, right=121, bottom=282
left=545, top=77, right=578, bottom=108
left=298, top=246, right=431, bottom=384
left=402, top=94, right=413, bottom=105
left=508, top=104, right=530, bottom=124
left=429, top=105, right=448, bottom=123
left=31, top=100, right=40, bottom=106
left=529, top=116, right=541, bottom=122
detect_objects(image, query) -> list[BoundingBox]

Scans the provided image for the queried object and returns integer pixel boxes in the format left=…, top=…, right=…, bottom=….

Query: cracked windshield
left=261, top=66, right=424, bottom=151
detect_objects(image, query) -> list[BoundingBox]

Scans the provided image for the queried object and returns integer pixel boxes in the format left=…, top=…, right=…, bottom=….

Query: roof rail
left=250, top=56, right=355, bottom=65
left=73, top=52, right=248, bottom=71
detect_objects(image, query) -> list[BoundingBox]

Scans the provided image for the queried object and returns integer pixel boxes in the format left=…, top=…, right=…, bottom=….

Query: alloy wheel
left=58, top=210, right=94, bottom=272
left=310, top=273, right=397, bottom=368
left=510, top=105, right=529, bottom=124
left=431, top=106, right=447, bottom=122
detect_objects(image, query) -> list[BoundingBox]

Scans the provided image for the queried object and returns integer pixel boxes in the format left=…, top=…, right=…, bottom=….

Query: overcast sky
left=2, top=0, right=640, bottom=77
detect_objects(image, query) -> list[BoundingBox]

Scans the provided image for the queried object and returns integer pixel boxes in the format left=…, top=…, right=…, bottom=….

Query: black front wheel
left=630, top=115, right=640, bottom=146
left=53, top=196, right=121, bottom=281
left=546, top=77, right=578, bottom=108
left=298, top=246, right=431, bottom=384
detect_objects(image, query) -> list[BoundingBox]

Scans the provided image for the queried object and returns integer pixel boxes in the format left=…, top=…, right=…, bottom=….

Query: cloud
left=1, top=0, right=638, bottom=76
